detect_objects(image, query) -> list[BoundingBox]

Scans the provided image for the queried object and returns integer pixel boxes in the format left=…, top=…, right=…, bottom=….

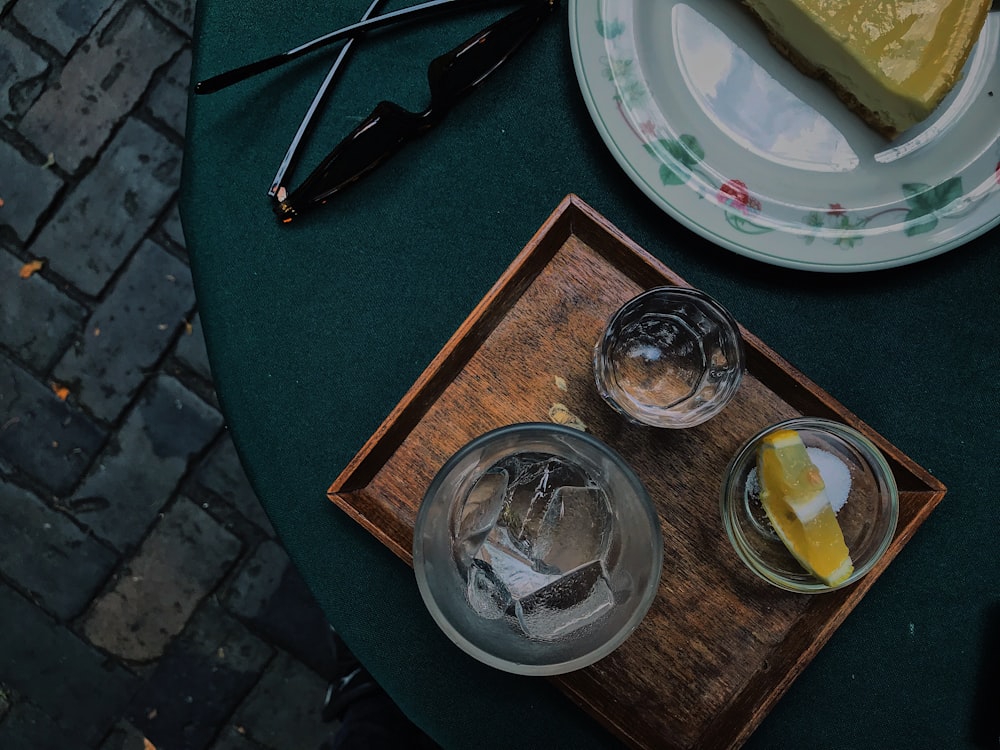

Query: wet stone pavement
left=0, top=1, right=342, bottom=748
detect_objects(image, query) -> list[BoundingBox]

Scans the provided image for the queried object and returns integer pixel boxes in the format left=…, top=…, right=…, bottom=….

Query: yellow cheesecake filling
left=744, top=0, right=991, bottom=136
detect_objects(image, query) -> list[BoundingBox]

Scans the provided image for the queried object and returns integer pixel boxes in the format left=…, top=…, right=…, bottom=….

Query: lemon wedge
left=757, top=429, right=854, bottom=586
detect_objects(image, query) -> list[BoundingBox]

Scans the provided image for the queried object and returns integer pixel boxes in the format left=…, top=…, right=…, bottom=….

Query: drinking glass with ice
left=413, top=424, right=663, bottom=675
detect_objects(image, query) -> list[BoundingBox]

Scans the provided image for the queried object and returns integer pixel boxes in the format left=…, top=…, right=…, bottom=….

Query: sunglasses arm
left=195, top=0, right=525, bottom=95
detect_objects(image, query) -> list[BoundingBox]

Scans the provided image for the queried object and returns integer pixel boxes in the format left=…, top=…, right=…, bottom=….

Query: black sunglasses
left=195, top=0, right=556, bottom=222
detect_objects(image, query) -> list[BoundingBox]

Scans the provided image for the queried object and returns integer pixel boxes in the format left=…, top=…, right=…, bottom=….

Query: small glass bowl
left=413, top=423, right=663, bottom=675
left=594, top=286, right=745, bottom=429
left=721, top=417, right=899, bottom=593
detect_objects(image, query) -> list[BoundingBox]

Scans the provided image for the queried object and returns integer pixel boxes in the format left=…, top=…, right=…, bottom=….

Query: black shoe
left=321, top=627, right=380, bottom=723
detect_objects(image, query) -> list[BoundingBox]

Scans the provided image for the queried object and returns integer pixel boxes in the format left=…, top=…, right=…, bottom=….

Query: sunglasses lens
left=274, top=101, right=421, bottom=219
left=426, top=3, right=548, bottom=106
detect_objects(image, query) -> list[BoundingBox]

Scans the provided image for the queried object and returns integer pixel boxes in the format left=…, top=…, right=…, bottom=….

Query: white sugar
left=808, top=447, right=851, bottom=513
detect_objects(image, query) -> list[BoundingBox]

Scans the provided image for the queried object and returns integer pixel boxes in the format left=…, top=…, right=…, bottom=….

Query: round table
left=181, top=2, right=1000, bottom=747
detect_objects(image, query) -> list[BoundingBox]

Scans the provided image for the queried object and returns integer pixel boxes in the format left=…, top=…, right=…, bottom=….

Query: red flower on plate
left=828, top=203, right=846, bottom=216
left=994, top=161, right=1000, bottom=184
left=717, top=179, right=761, bottom=214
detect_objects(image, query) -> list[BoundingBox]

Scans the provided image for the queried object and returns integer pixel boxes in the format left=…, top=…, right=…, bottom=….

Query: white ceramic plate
left=569, top=0, right=1000, bottom=272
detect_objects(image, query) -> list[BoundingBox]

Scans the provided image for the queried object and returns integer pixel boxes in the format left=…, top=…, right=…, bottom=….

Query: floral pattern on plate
left=571, top=0, right=1000, bottom=270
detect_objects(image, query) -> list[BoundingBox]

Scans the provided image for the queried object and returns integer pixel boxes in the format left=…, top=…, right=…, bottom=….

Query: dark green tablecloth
left=181, top=2, right=1000, bottom=747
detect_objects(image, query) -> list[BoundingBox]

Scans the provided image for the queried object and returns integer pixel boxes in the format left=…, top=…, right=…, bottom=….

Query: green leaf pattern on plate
left=596, top=17, right=625, bottom=39
left=901, top=178, right=964, bottom=236
left=643, top=135, right=704, bottom=186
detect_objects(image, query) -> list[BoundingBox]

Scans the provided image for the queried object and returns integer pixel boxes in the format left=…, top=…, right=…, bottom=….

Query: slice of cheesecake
left=743, top=0, right=992, bottom=138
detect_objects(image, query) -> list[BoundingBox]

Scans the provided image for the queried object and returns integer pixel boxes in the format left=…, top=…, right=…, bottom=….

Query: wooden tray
left=328, top=195, right=946, bottom=750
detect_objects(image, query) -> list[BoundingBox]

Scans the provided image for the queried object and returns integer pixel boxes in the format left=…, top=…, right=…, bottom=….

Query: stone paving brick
left=69, top=374, right=223, bottom=549
left=160, top=199, right=186, bottom=249
left=82, top=497, right=241, bottom=661
left=53, top=238, right=194, bottom=422
left=147, top=0, right=197, bottom=35
left=0, top=479, right=118, bottom=620
left=125, top=600, right=272, bottom=750
left=175, top=598, right=274, bottom=674
left=0, top=698, right=81, bottom=750
left=222, top=539, right=289, bottom=621
left=222, top=539, right=336, bottom=680
left=232, top=651, right=333, bottom=750
left=12, top=0, right=116, bottom=56
left=192, top=433, right=273, bottom=533
left=19, top=1, right=184, bottom=173
left=0, top=28, right=49, bottom=124
left=0, top=248, right=86, bottom=372
left=29, top=117, right=182, bottom=297
left=0, top=582, right=138, bottom=745
left=98, top=720, right=149, bottom=750
left=148, top=48, right=191, bottom=137
left=210, top=725, right=270, bottom=750
left=0, top=139, right=65, bottom=243
left=0, top=352, right=108, bottom=496
left=175, top=312, right=213, bottom=382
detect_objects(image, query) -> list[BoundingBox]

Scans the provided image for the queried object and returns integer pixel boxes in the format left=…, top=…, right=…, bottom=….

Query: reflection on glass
left=672, top=3, right=858, bottom=173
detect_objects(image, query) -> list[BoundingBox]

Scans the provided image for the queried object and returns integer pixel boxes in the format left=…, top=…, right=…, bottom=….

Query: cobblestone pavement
left=1, top=2, right=342, bottom=748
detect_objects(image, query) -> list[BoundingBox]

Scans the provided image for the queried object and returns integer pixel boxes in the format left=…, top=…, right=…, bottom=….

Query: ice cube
left=453, top=469, right=508, bottom=567
left=534, top=486, right=612, bottom=575
left=465, top=558, right=512, bottom=620
left=475, top=536, right=560, bottom=601
left=496, top=455, right=564, bottom=556
left=514, top=560, right=615, bottom=640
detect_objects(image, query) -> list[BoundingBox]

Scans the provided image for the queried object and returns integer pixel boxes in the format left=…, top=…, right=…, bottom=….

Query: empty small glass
left=594, top=286, right=745, bottom=428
